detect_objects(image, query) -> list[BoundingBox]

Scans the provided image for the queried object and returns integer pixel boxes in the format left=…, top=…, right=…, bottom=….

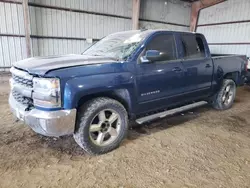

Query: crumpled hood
left=13, top=54, right=116, bottom=76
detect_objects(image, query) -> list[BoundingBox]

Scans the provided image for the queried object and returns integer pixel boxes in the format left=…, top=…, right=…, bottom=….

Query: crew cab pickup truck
left=9, top=30, right=247, bottom=155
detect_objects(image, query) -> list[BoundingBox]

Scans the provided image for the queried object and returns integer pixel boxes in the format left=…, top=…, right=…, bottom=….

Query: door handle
left=205, top=64, right=212, bottom=68
left=172, top=67, right=182, bottom=72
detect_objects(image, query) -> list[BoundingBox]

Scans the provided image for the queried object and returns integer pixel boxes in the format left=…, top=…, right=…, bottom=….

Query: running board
left=135, top=101, right=208, bottom=124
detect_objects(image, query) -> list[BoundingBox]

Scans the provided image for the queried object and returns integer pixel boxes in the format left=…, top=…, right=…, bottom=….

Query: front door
left=136, top=33, right=186, bottom=114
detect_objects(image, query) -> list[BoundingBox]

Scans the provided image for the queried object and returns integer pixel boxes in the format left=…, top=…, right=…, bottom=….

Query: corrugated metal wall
left=0, top=2, right=26, bottom=69
left=197, top=0, right=250, bottom=57
left=0, top=0, right=191, bottom=69
left=139, top=0, right=190, bottom=32
left=140, top=0, right=191, bottom=29
left=28, top=0, right=133, bottom=57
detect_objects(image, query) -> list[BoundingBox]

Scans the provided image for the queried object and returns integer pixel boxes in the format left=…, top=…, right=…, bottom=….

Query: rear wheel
left=211, top=79, right=236, bottom=110
left=73, top=97, right=128, bottom=155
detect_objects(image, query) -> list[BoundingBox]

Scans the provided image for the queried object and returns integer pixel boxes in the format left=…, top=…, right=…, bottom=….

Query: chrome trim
left=136, top=101, right=208, bottom=124
left=10, top=67, right=33, bottom=80
left=140, top=56, right=150, bottom=63
left=9, top=94, right=76, bottom=137
left=10, top=78, right=33, bottom=98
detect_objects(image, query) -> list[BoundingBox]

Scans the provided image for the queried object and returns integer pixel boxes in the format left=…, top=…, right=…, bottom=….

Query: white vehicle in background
left=246, top=57, right=250, bottom=84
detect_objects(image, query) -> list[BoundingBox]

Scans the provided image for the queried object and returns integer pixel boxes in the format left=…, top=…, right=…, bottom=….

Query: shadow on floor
left=127, top=105, right=211, bottom=141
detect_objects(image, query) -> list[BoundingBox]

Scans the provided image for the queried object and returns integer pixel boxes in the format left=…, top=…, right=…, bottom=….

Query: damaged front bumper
left=9, top=94, right=76, bottom=137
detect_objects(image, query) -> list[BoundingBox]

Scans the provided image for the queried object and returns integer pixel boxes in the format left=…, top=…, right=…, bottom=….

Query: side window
left=181, top=34, right=206, bottom=60
left=145, top=34, right=176, bottom=61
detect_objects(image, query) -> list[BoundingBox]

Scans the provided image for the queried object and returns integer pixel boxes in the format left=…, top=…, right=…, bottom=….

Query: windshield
left=82, top=30, right=151, bottom=60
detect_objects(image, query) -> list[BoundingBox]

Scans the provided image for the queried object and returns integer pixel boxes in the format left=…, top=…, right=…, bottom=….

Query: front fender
left=63, top=73, right=136, bottom=110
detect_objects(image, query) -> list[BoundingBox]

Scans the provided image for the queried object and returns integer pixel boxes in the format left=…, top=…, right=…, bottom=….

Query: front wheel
left=211, top=79, right=236, bottom=110
left=73, top=97, right=128, bottom=155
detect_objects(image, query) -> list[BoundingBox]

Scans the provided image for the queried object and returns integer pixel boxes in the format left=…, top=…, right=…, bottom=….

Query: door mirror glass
left=144, top=50, right=167, bottom=62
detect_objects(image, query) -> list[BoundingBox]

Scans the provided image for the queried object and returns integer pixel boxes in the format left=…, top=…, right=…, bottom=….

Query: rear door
left=179, top=33, right=213, bottom=98
left=136, top=33, right=186, bottom=113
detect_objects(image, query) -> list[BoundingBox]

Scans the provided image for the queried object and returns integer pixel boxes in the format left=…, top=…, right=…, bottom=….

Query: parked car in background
left=245, top=57, right=250, bottom=84
left=9, top=29, right=247, bottom=155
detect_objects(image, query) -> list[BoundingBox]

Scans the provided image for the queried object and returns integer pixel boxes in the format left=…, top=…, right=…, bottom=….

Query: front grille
left=12, top=90, right=33, bottom=107
left=10, top=67, right=34, bottom=108
left=13, top=74, right=33, bottom=88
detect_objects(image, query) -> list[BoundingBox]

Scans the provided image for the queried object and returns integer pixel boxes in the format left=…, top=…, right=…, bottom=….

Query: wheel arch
left=77, top=89, right=133, bottom=117
left=223, top=71, right=239, bottom=85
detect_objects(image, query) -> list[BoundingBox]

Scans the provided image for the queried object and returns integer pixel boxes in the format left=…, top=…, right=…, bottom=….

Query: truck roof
left=112, top=29, right=199, bottom=37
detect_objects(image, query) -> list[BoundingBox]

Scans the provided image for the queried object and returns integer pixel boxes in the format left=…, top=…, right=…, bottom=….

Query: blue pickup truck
left=9, top=30, right=247, bottom=155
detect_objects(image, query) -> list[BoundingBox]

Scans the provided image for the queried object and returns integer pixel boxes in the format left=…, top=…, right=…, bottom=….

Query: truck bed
left=211, top=54, right=247, bottom=86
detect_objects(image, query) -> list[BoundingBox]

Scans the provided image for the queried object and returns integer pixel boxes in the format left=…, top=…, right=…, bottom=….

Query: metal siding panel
left=14, top=37, right=22, bottom=61
left=31, top=38, right=39, bottom=57
left=62, top=39, right=67, bottom=54
left=0, top=3, right=7, bottom=34
left=41, top=8, right=47, bottom=36
left=61, top=10, right=67, bottom=37
left=50, top=0, right=56, bottom=6
left=65, top=0, right=71, bottom=9
left=0, top=37, right=5, bottom=67
left=8, top=37, right=17, bottom=64
left=45, top=38, right=50, bottom=56
left=28, top=0, right=132, bottom=17
left=44, top=0, right=51, bottom=6
left=76, top=40, right=81, bottom=54
left=48, top=39, right=54, bottom=55
left=79, top=13, right=85, bottom=38
left=1, top=37, right=11, bottom=67
left=53, top=39, right=58, bottom=55
left=10, top=4, right=19, bottom=35
left=66, top=11, right=72, bottom=37
left=197, top=0, right=250, bottom=57
left=199, top=0, right=250, bottom=24
left=140, top=0, right=191, bottom=25
left=46, top=8, right=53, bottom=36
left=209, top=45, right=249, bottom=56
left=38, top=38, right=44, bottom=56
left=17, top=4, right=25, bottom=35
left=140, top=21, right=189, bottom=31
left=57, top=39, right=62, bottom=54
left=35, top=7, right=43, bottom=36
left=75, top=12, right=81, bottom=38
left=29, top=6, right=37, bottom=35
left=71, top=11, right=77, bottom=38
left=5, top=3, right=14, bottom=34
left=1, top=0, right=193, bottom=66
left=56, top=9, right=62, bottom=37
left=72, top=40, right=77, bottom=54
left=88, top=14, right=93, bottom=38
left=51, top=9, right=57, bottom=36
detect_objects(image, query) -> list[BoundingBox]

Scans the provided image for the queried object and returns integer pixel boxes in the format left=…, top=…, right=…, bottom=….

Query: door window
left=145, top=34, right=177, bottom=61
left=181, top=34, right=206, bottom=60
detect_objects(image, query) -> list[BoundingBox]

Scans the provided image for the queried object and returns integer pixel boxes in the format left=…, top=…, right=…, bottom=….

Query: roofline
left=144, top=29, right=197, bottom=34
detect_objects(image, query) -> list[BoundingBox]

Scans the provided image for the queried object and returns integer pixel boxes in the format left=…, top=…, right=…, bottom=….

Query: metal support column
left=132, top=0, right=140, bottom=30
left=190, top=0, right=226, bottom=32
left=22, top=0, right=32, bottom=57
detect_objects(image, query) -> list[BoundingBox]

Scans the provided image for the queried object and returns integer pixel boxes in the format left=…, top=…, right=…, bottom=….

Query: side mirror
left=143, top=50, right=167, bottom=62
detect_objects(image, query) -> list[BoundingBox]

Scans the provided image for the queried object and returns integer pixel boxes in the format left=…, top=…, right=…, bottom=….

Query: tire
left=73, top=97, right=128, bottom=155
left=211, top=79, right=236, bottom=110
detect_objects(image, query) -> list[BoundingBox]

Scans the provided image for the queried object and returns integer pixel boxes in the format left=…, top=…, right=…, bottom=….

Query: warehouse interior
left=1, top=0, right=249, bottom=70
left=1, top=0, right=250, bottom=187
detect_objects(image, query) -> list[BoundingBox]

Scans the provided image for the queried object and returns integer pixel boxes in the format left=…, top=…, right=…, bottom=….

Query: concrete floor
left=0, top=75, right=250, bottom=188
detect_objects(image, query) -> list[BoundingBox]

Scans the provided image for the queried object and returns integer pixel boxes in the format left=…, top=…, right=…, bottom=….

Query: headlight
left=33, top=77, right=61, bottom=108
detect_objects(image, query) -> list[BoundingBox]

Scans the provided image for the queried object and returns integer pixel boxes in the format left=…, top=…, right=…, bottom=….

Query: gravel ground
left=0, top=75, right=250, bottom=188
